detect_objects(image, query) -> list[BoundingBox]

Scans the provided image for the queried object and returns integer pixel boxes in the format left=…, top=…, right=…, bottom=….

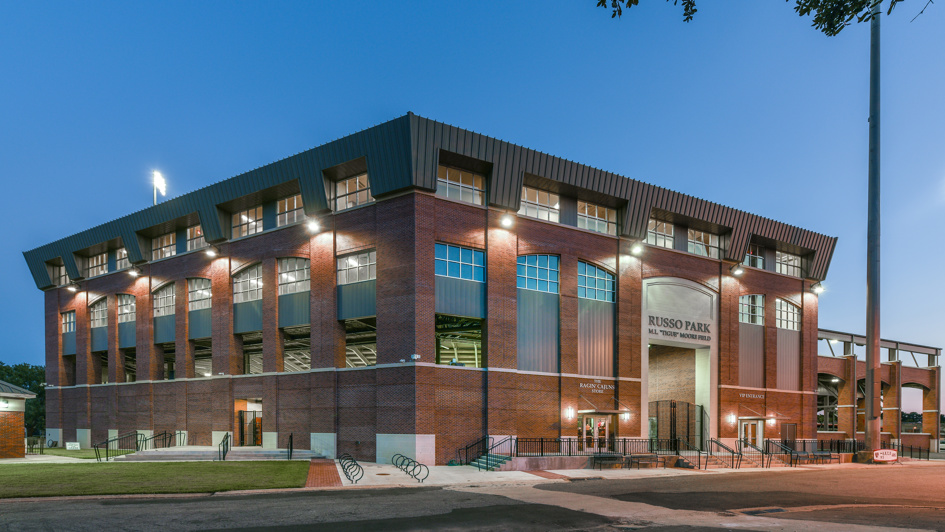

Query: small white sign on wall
left=66, top=442, right=80, bottom=450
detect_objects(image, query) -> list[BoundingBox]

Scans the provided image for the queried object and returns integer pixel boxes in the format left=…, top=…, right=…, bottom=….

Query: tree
left=0, top=362, right=46, bottom=436
left=596, top=0, right=909, bottom=36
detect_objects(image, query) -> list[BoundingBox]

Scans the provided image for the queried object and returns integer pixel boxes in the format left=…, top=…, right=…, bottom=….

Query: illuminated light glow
left=67, top=284, right=77, bottom=293
left=128, top=268, right=140, bottom=278
left=731, top=264, right=745, bottom=277
left=500, top=214, right=514, bottom=228
left=565, top=406, right=575, bottom=419
left=205, top=247, right=217, bottom=258
left=811, top=282, right=825, bottom=294
left=306, top=219, right=320, bottom=233
left=831, top=377, right=840, bottom=383
left=153, top=171, right=167, bottom=196
left=829, top=339, right=839, bottom=345
left=630, top=242, right=644, bottom=256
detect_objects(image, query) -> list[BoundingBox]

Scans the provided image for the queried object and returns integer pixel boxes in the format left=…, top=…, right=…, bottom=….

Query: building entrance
left=738, top=419, right=764, bottom=448
left=578, top=414, right=612, bottom=452
left=235, top=398, right=262, bottom=446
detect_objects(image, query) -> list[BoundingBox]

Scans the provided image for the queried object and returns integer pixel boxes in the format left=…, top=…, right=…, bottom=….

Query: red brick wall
left=648, top=345, right=696, bottom=404
left=0, top=412, right=26, bottom=459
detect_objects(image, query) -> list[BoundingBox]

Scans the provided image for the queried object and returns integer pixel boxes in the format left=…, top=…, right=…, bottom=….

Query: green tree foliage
left=0, top=362, right=46, bottom=436
left=596, top=0, right=907, bottom=36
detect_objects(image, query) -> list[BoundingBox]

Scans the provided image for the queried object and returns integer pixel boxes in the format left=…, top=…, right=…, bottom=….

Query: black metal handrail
left=882, top=440, right=930, bottom=460
left=707, top=439, right=740, bottom=469
left=460, top=435, right=492, bottom=465
left=218, top=433, right=231, bottom=461
left=338, top=453, right=364, bottom=483
left=676, top=437, right=703, bottom=470
left=26, top=436, right=45, bottom=455
left=737, top=439, right=767, bottom=468
left=764, top=439, right=797, bottom=467
left=140, top=431, right=174, bottom=451
left=176, top=430, right=188, bottom=446
left=817, top=439, right=863, bottom=454
left=93, top=431, right=144, bottom=462
left=391, top=453, right=430, bottom=483
left=287, top=433, right=293, bottom=460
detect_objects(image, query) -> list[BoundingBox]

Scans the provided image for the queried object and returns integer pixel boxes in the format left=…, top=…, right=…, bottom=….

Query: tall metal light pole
left=865, top=1, right=882, bottom=455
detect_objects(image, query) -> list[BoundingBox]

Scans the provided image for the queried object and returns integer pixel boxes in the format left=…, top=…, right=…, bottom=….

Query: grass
left=35, top=448, right=99, bottom=460
left=0, top=461, right=310, bottom=498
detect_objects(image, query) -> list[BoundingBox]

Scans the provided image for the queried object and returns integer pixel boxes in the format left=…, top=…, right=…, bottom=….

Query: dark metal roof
left=0, top=380, right=36, bottom=398
left=23, top=113, right=837, bottom=289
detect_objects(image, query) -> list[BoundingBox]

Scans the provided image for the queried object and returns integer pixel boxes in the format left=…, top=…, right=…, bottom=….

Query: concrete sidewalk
left=0, top=454, right=91, bottom=464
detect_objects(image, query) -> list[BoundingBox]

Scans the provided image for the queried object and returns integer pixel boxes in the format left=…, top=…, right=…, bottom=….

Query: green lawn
left=36, top=448, right=99, bottom=459
left=0, top=461, right=310, bottom=498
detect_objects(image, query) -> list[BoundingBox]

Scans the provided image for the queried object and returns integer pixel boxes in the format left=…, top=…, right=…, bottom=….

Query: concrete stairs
left=114, top=446, right=324, bottom=462
left=469, top=453, right=512, bottom=471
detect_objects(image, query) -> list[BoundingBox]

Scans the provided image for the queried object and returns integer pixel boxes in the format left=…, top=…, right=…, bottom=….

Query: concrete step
left=114, top=446, right=324, bottom=461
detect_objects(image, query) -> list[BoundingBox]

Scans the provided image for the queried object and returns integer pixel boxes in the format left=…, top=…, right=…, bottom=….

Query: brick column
left=175, top=281, right=194, bottom=379
left=135, top=272, right=162, bottom=381
left=262, top=258, right=284, bottom=373
left=922, top=366, right=940, bottom=450
left=615, top=239, right=642, bottom=437
left=73, top=291, right=93, bottom=385
left=486, top=208, right=519, bottom=437
left=107, top=294, right=124, bottom=383
left=837, top=353, right=857, bottom=437
left=800, top=286, right=819, bottom=438
left=212, top=255, right=241, bottom=375
left=310, top=223, right=345, bottom=369
left=558, top=253, right=579, bottom=376
left=884, top=362, right=901, bottom=439
left=46, top=291, right=65, bottom=386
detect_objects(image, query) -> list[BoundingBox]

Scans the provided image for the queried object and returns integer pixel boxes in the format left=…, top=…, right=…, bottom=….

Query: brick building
left=0, top=380, right=36, bottom=459
left=23, top=114, right=935, bottom=464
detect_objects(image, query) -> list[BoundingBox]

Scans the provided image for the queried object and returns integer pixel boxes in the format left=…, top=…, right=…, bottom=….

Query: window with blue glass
left=435, top=243, right=485, bottom=282
left=578, top=262, right=615, bottom=302
left=516, top=255, right=559, bottom=293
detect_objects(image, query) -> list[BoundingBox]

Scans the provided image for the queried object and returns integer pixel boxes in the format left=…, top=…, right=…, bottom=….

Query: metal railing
left=140, top=431, right=174, bottom=451
left=707, top=439, right=741, bottom=469
left=287, top=433, right=294, bottom=460
left=338, top=453, right=364, bottom=484
left=512, top=437, right=681, bottom=457
left=391, top=453, right=430, bottom=483
left=737, top=439, right=767, bottom=468
left=26, top=437, right=45, bottom=455
left=882, top=440, right=930, bottom=460
left=817, top=439, right=864, bottom=454
left=677, top=437, right=704, bottom=470
left=764, top=439, right=797, bottom=467
left=460, top=435, right=492, bottom=465
left=93, top=431, right=143, bottom=462
left=218, top=433, right=231, bottom=461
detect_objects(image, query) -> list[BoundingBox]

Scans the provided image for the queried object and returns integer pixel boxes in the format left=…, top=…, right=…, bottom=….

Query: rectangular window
left=578, top=262, right=615, bottom=302
left=687, top=229, right=720, bottom=259
left=277, top=194, right=305, bottom=226
left=776, top=298, right=800, bottom=331
left=646, top=219, right=674, bottom=249
left=118, top=294, right=136, bottom=323
left=518, top=187, right=560, bottom=223
left=61, top=311, right=75, bottom=333
left=116, top=248, right=130, bottom=270
left=188, top=278, right=212, bottom=311
left=233, top=264, right=263, bottom=303
left=90, top=300, right=107, bottom=328
left=152, top=232, right=177, bottom=260
left=187, top=226, right=206, bottom=251
left=333, top=174, right=373, bottom=212
left=52, top=264, right=69, bottom=286
left=436, top=165, right=485, bottom=206
left=232, top=206, right=263, bottom=238
left=776, top=251, right=804, bottom=277
left=336, top=251, right=376, bottom=286
left=577, top=201, right=617, bottom=236
left=743, top=243, right=764, bottom=269
left=436, top=315, right=483, bottom=368
left=153, top=284, right=176, bottom=317
left=278, top=257, right=311, bottom=294
left=87, top=252, right=108, bottom=277
left=516, top=254, right=559, bottom=293
left=738, top=294, right=764, bottom=325
left=434, top=243, right=485, bottom=282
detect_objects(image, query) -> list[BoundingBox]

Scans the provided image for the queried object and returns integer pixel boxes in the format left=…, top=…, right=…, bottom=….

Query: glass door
left=580, top=415, right=611, bottom=452
left=739, top=419, right=763, bottom=448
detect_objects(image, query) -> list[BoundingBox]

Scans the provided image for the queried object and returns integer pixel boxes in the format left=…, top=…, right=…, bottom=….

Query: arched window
left=278, top=258, right=311, bottom=294
left=117, top=294, right=136, bottom=323
left=233, top=264, right=263, bottom=303
left=153, top=283, right=176, bottom=317
left=89, top=297, right=108, bottom=328
left=188, top=278, right=212, bottom=311
left=739, top=295, right=764, bottom=325
left=516, top=254, right=559, bottom=293
left=578, top=261, right=614, bottom=302
left=775, top=298, right=800, bottom=331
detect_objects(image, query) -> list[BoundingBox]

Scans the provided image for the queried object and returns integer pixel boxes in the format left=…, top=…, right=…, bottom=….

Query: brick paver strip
left=305, top=459, right=343, bottom=488
left=524, top=470, right=570, bottom=480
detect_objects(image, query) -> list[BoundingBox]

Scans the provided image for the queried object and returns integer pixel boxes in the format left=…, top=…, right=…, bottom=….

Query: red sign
left=873, top=449, right=898, bottom=462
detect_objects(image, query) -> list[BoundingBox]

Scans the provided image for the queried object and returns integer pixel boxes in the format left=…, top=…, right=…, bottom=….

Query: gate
left=237, top=411, right=262, bottom=446
left=648, top=400, right=707, bottom=450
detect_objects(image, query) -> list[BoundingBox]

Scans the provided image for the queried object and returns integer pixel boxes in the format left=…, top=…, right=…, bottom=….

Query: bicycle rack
left=338, top=453, right=364, bottom=484
left=391, top=453, right=430, bottom=483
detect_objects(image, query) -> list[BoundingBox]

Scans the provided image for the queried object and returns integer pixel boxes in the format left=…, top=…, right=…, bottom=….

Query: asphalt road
left=3, top=463, right=945, bottom=531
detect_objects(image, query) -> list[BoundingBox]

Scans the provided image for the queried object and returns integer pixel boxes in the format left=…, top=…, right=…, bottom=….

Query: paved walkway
left=305, top=459, right=342, bottom=488
left=0, top=454, right=90, bottom=464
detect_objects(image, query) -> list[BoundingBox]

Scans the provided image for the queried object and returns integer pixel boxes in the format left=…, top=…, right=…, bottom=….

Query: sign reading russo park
left=647, top=316, right=711, bottom=342
left=873, top=449, right=898, bottom=462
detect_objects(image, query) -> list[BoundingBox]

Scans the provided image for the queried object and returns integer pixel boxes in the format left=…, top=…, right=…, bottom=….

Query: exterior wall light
left=565, top=406, right=575, bottom=419
left=306, top=219, right=321, bottom=233
left=205, top=245, right=219, bottom=258
left=128, top=267, right=140, bottom=278
left=621, top=412, right=630, bottom=421
left=730, top=264, right=745, bottom=277
left=500, top=214, right=514, bottom=228
left=0, top=399, right=8, bottom=409
left=727, top=413, right=737, bottom=425
left=630, top=242, right=644, bottom=256
left=66, top=282, right=79, bottom=293
left=811, top=282, right=825, bottom=294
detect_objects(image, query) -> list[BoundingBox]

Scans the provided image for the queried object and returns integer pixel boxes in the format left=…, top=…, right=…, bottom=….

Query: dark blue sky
left=3, top=2, right=943, bottom=408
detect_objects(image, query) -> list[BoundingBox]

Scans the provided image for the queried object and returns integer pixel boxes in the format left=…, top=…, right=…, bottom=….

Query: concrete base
left=75, top=429, right=91, bottom=449
left=262, top=432, right=278, bottom=449
left=497, top=456, right=592, bottom=471
left=45, top=428, right=62, bottom=447
left=376, top=434, right=435, bottom=465
left=311, top=433, right=336, bottom=459
left=211, top=431, right=232, bottom=446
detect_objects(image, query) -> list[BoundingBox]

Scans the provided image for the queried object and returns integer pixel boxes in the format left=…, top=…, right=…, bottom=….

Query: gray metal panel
left=153, top=315, right=176, bottom=344
left=90, top=327, right=108, bottom=353
left=517, top=289, right=559, bottom=373
left=279, top=292, right=311, bottom=328
left=435, top=277, right=485, bottom=319
left=188, top=308, right=212, bottom=339
left=233, top=300, right=263, bottom=334
left=338, top=281, right=377, bottom=320
left=118, top=321, right=136, bottom=349
left=578, top=298, right=614, bottom=377
left=739, top=323, right=765, bottom=388
left=62, top=331, right=76, bottom=356
left=777, top=328, right=801, bottom=390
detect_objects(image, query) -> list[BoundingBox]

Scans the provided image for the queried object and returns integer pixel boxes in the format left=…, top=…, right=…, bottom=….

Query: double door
left=738, top=419, right=764, bottom=448
left=238, top=410, right=262, bottom=446
left=579, top=415, right=611, bottom=452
